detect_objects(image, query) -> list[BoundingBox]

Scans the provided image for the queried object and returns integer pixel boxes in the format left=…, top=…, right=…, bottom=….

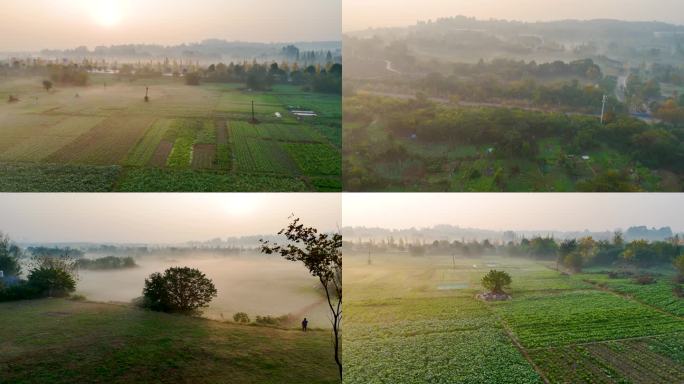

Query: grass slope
left=0, top=299, right=338, bottom=384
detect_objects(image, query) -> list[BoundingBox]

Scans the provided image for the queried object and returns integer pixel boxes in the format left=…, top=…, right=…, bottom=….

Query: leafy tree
left=261, top=217, right=342, bottom=379
left=673, top=255, right=684, bottom=277
left=0, top=232, right=22, bottom=277
left=408, top=244, right=426, bottom=257
left=564, top=252, right=584, bottom=273
left=558, top=238, right=586, bottom=272
left=42, top=80, right=53, bottom=92
left=184, top=72, right=201, bottom=86
left=142, top=267, right=217, bottom=314
left=27, top=267, right=75, bottom=297
left=558, top=239, right=577, bottom=270
left=623, top=240, right=658, bottom=267
left=233, top=312, right=250, bottom=323
left=481, top=270, right=512, bottom=294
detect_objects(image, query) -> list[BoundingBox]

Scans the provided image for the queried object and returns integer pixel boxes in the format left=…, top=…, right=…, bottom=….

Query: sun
left=218, top=194, right=264, bottom=217
left=91, top=1, right=124, bottom=28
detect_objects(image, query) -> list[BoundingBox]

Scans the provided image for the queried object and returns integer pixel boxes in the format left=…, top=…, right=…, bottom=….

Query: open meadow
left=0, top=298, right=338, bottom=384
left=0, top=75, right=341, bottom=192
left=343, top=253, right=684, bottom=383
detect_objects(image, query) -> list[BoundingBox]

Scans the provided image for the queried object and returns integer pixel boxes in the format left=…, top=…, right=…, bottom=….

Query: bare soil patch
left=148, top=140, right=173, bottom=167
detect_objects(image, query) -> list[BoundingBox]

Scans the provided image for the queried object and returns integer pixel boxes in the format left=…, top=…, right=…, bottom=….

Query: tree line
left=346, top=233, right=683, bottom=273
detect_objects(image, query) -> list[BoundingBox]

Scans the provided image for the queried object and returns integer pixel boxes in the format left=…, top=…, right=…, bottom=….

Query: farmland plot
left=530, top=338, right=684, bottom=383
left=284, top=143, right=342, bottom=176
left=577, top=272, right=684, bottom=316
left=345, top=296, right=542, bottom=384
left=0, top=163, right=120, bottom=192
left=0, top=76, right=340, bottom=191
left=344, top=254, right=684, bottom=384
left=124, top=118, right=174, bottom=166
left=48, top=116, right=156, bottom=165
left=0, top=116, right=104, bottom=162
left=0, top=114, right=66, bottom=153
left=492, top=290, right=684, bottom=349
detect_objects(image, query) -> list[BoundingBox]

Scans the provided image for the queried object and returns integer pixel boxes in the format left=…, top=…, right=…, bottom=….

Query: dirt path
left=384, top=60, right=401, bottom=74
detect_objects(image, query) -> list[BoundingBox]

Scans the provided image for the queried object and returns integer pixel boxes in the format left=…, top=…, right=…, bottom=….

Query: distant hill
left=345, top=16, right=684, bottom=68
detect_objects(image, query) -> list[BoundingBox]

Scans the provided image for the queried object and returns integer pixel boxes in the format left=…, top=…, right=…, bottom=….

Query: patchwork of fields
left=0, top=76, right=341, bottom=191
left=343, top=254, right=684, bottom=383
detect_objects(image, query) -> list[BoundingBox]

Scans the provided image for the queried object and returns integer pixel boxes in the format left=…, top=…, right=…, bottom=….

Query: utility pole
left=251, top=100, right=255, bottom=123
left=368, top=244, right=372, bottom=265
left=600, top=94, right=608, bottom=124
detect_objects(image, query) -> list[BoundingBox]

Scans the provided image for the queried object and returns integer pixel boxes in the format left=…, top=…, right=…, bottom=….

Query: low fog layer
left=76, top=253, right=330, bottom=328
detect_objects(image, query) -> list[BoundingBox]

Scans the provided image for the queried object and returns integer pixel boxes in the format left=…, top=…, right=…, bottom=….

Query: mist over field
left=0, top=194, right=342, bottom=382
left=342, top=193, right=684, bottom=383
left=75, top=252, right=330, bottom=327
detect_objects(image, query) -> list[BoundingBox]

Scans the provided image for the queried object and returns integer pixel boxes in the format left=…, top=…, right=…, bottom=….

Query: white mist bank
left=75, top=253, right=331, bottom=328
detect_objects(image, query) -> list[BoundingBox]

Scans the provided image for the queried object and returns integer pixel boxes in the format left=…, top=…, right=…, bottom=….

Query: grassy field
left=343, top=253, right=684, bottom=383
left=0, top=298, right=338, bottom=384
left=0, top=75, right=341, bottom=192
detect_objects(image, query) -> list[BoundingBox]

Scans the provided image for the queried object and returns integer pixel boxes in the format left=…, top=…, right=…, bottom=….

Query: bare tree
left=260, top=217, right=342, bottom=379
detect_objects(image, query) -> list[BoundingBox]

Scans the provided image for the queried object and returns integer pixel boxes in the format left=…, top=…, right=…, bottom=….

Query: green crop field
left=0, top=75, right=341, bottom=191
left=343, top=254, right=684, bottom=383
left=0, top=299, right=338, bottom=384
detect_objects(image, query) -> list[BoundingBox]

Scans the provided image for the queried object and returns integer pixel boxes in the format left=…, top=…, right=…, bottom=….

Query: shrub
left=27, top=267, right=76, bottom=297
left=633, top=275, right=656, bottom=285
left=142, top=267, right=217, bottom=314
left=674, top=255, right=684, bottom=277
left=0, top=282, right=40, bottom=302
left=233, top=312, right=251, bottom=323
left=481, top=270, right=512, bottom=294
left=608, top=271, right=634, bottom=279
left=69, top=294, right=87, bottom=301
left=674, top=285, right=684, bottom=298
left=185, top=73, right=201, bottom=86
left=255, top=314, right=289, bottom=326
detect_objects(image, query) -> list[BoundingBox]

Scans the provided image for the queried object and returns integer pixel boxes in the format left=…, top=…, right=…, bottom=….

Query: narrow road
left=384, top=60, right=401, bottom=74
left=616, top=74, right=628, bottom=103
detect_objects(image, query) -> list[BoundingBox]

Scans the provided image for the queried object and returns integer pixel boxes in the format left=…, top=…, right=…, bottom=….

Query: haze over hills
left=344, top=16, right=684, bottom=66
left=14, top=234, right=306, bottom=249
left=1, top=39, right=342, bottom=64
left=343, top=225, right=680, bottom=243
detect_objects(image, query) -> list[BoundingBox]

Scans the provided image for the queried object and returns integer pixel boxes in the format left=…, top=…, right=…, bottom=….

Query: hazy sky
left=0, top=0, right=341, bottom=51
left=343, top=194, right=684, bottom=232
left=344, top=0, right=684, bottom=31
left=0, top=194, right=340, bottom=243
